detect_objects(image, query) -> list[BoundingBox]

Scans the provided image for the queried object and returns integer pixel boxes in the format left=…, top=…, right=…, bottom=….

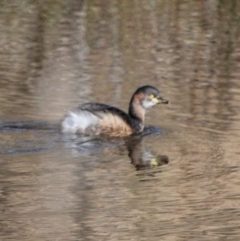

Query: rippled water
left=1, top=0, right=240, bottom=240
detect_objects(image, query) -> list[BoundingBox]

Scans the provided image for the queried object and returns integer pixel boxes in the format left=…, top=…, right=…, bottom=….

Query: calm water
left=1, top=0, right=240, bottom=240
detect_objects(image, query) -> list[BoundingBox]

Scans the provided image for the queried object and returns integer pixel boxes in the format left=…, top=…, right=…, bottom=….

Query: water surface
left=1, top=1, right=240, bottom=240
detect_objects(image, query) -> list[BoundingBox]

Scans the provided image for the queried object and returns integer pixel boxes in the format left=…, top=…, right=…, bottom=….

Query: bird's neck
left=128, top=94, right=145, bottom=123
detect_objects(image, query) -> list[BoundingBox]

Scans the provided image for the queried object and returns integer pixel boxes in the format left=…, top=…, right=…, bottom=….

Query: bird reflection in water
left=63, top=125, right=169, bottom=173
left=125, top=126, right=169, bottom=173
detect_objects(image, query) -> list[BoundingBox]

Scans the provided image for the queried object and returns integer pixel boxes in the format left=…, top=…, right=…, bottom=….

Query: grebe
left=61, top=85, right=168, bottom=137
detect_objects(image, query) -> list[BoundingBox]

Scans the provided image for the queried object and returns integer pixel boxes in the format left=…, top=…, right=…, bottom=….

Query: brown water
left=1, top=0, right=240, bottom=240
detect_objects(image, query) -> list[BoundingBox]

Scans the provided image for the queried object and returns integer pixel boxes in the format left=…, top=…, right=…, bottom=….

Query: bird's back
left=61, top=103, right=137, bottom=136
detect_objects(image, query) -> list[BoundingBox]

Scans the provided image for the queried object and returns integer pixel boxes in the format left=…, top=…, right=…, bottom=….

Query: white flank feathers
left=61, top=110, right=99, bottom=133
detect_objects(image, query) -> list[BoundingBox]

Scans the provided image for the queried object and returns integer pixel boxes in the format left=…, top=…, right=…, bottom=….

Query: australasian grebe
left=61, top=85, right=168, bottom=137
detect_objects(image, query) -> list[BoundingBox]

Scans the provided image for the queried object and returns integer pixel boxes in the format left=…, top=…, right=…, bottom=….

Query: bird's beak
left=156, top=96, right=169, bottom=104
